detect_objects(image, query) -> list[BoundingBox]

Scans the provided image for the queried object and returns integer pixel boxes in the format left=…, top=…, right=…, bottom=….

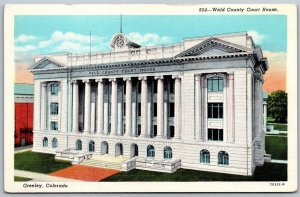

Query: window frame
left=89, top=140, right=95, bottom=152
left=50, top=102, right=59, bottom=115
left=76, top=139, right=82, bottom=151
left=147, top=145, right=155, bottom=158
left=200, top=149, right=210, bottom=164
left=208, top=129, right=224, bottom=141
left=207, top=77, right=224, bottom=92
left=52, top=138, right=58, bottom=148
left=50, top=121, right=58, bottom=131
left=43, top=137, right=48, bottom=147
left=50, top=83, right=59, bottom=95
left=218, top=151, right=229, bottom=165
left=164, top=146, right=172, bottom=159
left=207, top=103, right=223, bottom=119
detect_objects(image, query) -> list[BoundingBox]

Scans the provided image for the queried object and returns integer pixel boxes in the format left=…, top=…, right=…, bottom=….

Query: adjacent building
left=14, top=83, right=34, bottom=147
left=29, top=32, right=268, bottom=175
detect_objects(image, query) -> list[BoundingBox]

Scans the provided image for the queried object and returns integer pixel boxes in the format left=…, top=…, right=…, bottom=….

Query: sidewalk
left=15, top=170, right=81, bottom=182
left=14, top=145, right=33, bottom=153
left=270, top=159, right=288, bottom=164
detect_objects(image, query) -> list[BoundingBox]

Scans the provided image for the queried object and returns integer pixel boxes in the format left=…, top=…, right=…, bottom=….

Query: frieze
left=88, top=67, right=156, bottom=76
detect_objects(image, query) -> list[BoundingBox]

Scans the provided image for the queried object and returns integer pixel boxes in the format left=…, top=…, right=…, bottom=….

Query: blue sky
left=14, top=15, right=286, bottom=58
left=14, top=15, right=287, bottom=91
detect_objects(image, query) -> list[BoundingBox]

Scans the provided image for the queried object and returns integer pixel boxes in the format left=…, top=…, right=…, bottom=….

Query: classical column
left=163, top=82, right=168, bottom=138
left=124, top=77, right=132, bottom=137
left=173, top=76, right=182, bottom=139
left=117, top=82, right=123, bottom=136
left=139, top=76, right=148, bottom=137
left=147, top=80, right=152, bottom=137
left=254, top=73, right=262, bottom=138
left=103, top=81, right=109, bottom=135
left=131, top=81, right=137, bottom=137
left=110, top=78, right=118, bottom=136
left=40, top=82, right=47, bottom=131
left=227, top=74, right=235, bottom=142
left=96, top=79, right=104, bottom=134
left=72, top=80, right=79, bottom=132
left=195, top=75, right=201, bottom=139
left=155, top=76, right=164, bottom=138
left=83, top=79, right=91, bottom=133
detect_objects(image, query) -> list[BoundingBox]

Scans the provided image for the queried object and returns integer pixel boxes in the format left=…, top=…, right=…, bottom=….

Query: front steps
left=79, top=154, right=128, bottom=170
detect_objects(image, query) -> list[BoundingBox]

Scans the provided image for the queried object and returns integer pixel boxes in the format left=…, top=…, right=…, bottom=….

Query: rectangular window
left=153, top=103, right=157, bottom=117
left=207, top=103, right=223, bottom=119
left=207, top=77, right=224, bottom=92
left=50, top=103, right=59, bottom=115
left=208, top=129, right=223, bottom=141
left=50, top=121, right=58, bottom=131
left=138, top=103, right=141, bottom=116
left=51, top=83, right=59, bottom=95
left=169, top=103, right=174, bottom=117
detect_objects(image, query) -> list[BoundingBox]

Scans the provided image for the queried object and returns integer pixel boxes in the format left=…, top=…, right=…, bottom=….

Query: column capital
left=95, top=78, right=103, bottom=82
left=228, top=74, right=234, bottom=80
left=82, top=79, right=90, bottom=83
left=109, top=78, right=117, bottom=82
left=71, top=80, right=78, bottom=84
left=138, top=76, right=147, bottom=81
left=123, top=77, right=132, bottom=82
left=154, top=75, right=164, bottom=80
left=41, top=82, right=47, bottom=87
left=195, top=74, right=201, bottom=81
left=172, top=75, right=182, bottom=80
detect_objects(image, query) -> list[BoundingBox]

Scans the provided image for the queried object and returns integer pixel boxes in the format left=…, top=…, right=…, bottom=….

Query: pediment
left=29, top=57, right=65, bottom=70
left=175, top=37, right=251, bottom=58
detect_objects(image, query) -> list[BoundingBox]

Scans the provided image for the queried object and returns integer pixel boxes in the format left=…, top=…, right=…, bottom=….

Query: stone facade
left=29, top=32, right=268, bottom=175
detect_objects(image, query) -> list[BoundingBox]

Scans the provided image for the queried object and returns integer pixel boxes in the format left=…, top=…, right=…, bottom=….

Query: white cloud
left=248, top=30, right=267, bottom=44
left=37, top=31, right=105, bottom=53
left=262, top=50, right=286, bottom=70
left=15, top=34, right=36, bottom=43
left=127, top=32, right=173, bottom=46
left=15, top=45, right=36, bottom=52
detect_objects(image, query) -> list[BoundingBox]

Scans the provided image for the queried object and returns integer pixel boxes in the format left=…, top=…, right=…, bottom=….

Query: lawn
left=102, top=163, right=287, bottom=182
left=14, top=176, right=32, bottom=182
left=14, top=151, right=72, bottom=174
left=265, top=136, right=287, bottom=160
left=271, top=124, right=288, bottom=131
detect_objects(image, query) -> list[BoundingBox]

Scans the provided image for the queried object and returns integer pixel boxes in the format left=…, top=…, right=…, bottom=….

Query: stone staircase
left=79, top=154, right=128, bottom=170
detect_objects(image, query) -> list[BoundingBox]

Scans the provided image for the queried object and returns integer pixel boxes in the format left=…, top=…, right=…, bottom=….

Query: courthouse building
left=29, top=32, right=268, bottom=175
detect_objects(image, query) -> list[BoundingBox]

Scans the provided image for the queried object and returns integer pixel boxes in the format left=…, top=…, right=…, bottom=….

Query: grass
left=102, top=163, right=287, bottom=182
left=14, top=151, right=72, bottom=174
left=271, top=124, right=288, bottom=131
left=14, top=176, right=32, bottom=182
left=265, top=136, right=287, bottom=160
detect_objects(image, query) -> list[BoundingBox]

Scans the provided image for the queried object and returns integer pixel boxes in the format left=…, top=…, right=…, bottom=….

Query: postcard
left=4, top=4, right=297, bottom=192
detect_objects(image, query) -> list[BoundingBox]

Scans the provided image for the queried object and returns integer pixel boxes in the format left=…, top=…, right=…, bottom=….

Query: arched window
left=76, top=139, right=82, bottom=151
left=200, top=149, right=210, bottom=164
left=52, top=138, right=58, bottom=148
left=42, top=137, right=48, bottom=147
left=164, top=146, right=172, bottom=159
left=218, top=151, right=229, bottom=165
left=207, top=76, right=224, bottom=92
left=147, top=145, right=155, bottom=158
left=89, top=140, right=95, bottom=152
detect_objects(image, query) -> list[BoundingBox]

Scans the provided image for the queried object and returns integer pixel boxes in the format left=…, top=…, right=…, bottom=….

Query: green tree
left=267, top=90, right=287, bottom=123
